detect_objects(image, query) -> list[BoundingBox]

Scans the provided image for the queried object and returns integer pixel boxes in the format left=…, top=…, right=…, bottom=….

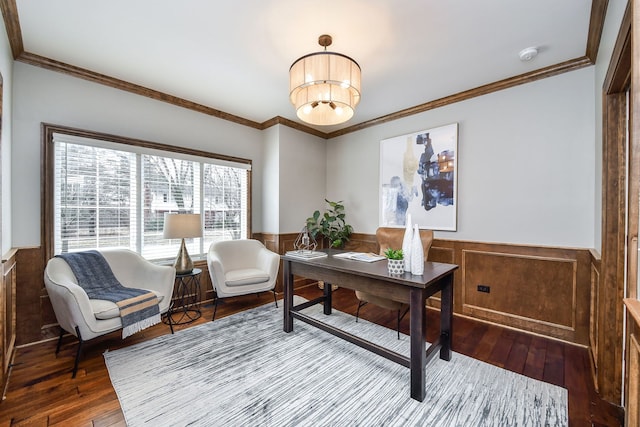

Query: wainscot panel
left=1, top=249, right=17, bottom=398
left=624, top=298, right=640, bottom=426
left=589, top=249, right=601, bottom=392
left=17, top=236, right=592, bottom=347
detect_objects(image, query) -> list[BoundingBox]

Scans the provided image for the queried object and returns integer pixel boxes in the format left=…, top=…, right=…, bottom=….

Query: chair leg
left=355, top=301, right=367, bottom=323
left=397, top=306, right=410, bottom=340
left=72, top=326, right=83, bottom=379
left=272, top=290, right=278, bottom=308
left=55, top=327, right=64, bottom=355
left=212, top=296, right=219, bottom=321
left=166, top=310, right=174, bottom=334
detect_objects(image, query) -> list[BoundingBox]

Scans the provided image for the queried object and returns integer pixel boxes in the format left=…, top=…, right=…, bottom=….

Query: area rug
left=104, top=297, right=568, bottom=426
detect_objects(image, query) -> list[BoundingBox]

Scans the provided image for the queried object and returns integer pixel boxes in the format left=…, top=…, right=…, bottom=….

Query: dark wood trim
left=603, top=4, right=631, bottom=93
left=586, top=0, right=610, bottom=63
left=260, top=116, right=328, bottom=139
left=19, top=51, right=264, bottom=130
left=599, top=90, right=627, bottom=404
left=327, top=57, right=593, bottom=138
left=16, top=51, right=594, bottom=140
left=41, top=123, right=252, bottom=165
left=0, top=0, right=23, bottom=60
left=625, top=0, right=640, bottom=420
left=596, top=0, right=632, bottom=406
left=627, top=0, right=638, bottom=302
left=3, top=1, right=604, bottom=140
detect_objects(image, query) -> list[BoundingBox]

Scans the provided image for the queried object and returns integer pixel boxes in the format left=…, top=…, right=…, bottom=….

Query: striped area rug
left=104, top=297, right=567, bottom=426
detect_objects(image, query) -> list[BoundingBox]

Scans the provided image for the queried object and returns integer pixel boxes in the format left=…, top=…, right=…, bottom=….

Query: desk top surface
left=282, top=249, right=458, bottom=287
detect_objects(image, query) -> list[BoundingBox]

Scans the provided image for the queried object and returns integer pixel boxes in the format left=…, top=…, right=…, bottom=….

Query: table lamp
left=163, top=213, right=202, bottom=274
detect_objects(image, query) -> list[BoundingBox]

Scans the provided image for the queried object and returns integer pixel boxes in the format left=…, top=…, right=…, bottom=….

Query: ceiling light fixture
left=289, top=34, right=361, bottom=126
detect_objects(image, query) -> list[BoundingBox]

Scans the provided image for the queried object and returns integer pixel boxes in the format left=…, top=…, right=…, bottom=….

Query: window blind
left=52, top=133, right=249, bottom=262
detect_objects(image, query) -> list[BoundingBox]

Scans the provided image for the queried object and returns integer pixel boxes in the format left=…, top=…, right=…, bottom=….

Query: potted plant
left=306, top=199, right=354, bottom=249
left=384, top=248, right=404, bottom=275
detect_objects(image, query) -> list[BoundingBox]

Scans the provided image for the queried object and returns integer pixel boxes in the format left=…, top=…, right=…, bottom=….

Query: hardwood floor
left=0, top=285, right=625, bottom=426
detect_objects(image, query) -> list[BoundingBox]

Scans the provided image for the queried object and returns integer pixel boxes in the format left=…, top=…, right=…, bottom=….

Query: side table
left=165, top=268, right=202, bottom=325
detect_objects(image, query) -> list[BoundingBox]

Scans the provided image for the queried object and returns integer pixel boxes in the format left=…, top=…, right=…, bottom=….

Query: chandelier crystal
left=289, top=35, right=361, bottom=126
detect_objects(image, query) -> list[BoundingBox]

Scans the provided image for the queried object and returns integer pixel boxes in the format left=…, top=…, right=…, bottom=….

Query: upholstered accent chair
left=207, top=239, right=280, bottom=321
left=44, top=249, right=176, bottom=377
left=355, top=227, right=434, bottom=338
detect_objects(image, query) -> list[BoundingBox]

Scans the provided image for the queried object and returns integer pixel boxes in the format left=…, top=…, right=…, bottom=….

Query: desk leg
left=283, top=260, right=293, bottom=333
left=409, top=287, right=426, bottom=402
left=440, top=273, right=453, bottom=361
left=323, top=281, right=333, bottom=315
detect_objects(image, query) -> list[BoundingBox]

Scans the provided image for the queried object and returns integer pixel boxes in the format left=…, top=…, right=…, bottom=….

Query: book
left=332, top=252, right=386, bottom=263
left=285, top=250, right=328, bottom=260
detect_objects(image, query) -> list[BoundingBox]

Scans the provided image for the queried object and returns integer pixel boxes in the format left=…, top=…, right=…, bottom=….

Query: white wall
left=0, top=17, right=13, bottom=255
left=277, top=125, right=326, bottom=233
left=12, top=63, right=265, bottom=247
left=327, top=68, right=596, bottom=248
left=261, top=125, right=280, bottom=234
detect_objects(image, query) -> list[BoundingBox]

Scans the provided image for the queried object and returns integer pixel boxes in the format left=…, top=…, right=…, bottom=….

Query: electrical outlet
left=477, top=285, right=490, bottom=293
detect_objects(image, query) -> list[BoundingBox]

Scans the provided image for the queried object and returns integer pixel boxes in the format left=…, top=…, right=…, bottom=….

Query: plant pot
left=387, top=258, right=404, bottom=275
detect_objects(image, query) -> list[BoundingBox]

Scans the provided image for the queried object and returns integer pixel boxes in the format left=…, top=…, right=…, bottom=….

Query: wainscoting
left=18, top=234, right=592, bottom=349
left=624, top=299, right=640, bottom=425
left=259, top=232, right=592, bottom=346
left=0, top=249, right=16, bottom=398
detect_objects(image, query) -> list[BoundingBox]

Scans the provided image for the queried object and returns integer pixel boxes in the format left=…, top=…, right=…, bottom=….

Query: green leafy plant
left=383, top=248, right=404, bottom=260
left=306, top=199, right=354, bottom=248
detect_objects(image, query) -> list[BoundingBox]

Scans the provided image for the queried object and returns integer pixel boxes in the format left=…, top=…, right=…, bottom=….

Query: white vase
left=410, top=224, right=424, bottom=275
left=402, top=213, right=412, bottom=272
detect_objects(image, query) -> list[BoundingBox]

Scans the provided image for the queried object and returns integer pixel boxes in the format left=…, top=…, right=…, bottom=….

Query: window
left=45, top=126, right=251, bottom=263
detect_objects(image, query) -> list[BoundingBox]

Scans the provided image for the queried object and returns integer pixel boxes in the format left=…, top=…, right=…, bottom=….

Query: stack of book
left=285, top=250, right=328, bottom=260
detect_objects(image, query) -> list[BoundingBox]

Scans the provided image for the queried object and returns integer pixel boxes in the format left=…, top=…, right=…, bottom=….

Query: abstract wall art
left=379, top=123, right=458, bottom=231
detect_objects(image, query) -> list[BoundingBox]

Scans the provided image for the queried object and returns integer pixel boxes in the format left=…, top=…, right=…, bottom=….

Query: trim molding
left=0, top=0, right=606, bottom=139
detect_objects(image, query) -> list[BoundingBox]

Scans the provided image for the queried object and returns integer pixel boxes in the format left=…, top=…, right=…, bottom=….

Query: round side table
left=165, top=268, right=202, bottom=325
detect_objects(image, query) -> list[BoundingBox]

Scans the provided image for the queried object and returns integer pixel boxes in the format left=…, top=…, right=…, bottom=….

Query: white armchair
left=44, top=249, right=176, bottom=377
left=207, top=239, right=280, bottom=320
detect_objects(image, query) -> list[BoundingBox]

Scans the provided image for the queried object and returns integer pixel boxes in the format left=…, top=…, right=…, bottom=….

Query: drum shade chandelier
left=289, top=34, right=361, bottom=126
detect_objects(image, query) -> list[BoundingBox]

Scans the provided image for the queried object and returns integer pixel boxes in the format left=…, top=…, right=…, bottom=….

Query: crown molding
left=2, top=0, right=606, bottom=140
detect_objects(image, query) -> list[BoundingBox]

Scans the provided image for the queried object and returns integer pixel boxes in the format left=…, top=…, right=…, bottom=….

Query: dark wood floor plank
left=564, top=344, right=593, bottom=427
left=488, top=329, right=517, bottom=368
left=0, top=285, right=622, bottom=426
left=504, top=332, right=533, bottom=374
left=453, top=322, right=488, bottom=356
left=470, top=323, right=503, bottom=362
left=543, top=340, right=565, bottom=388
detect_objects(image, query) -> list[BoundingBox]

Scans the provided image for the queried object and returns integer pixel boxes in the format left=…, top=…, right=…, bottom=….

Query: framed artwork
left=379, top=123, right=458, bottom=231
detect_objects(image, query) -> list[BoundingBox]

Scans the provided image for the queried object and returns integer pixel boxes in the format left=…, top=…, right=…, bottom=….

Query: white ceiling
left=14, top=0, right=593, bottom=132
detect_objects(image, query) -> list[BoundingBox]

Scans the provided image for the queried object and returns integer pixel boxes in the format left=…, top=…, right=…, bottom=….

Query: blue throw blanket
left=57, top=250, right=161, bottom=338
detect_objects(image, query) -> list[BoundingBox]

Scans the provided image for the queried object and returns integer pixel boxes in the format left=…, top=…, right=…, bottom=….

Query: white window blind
left=53, top=133, right=249, bottom=262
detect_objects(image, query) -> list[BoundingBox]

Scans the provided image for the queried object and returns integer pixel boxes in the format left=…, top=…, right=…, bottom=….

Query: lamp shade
left=289, top=35, right=361, bottom=126
left=163, top=213, right=202, bottom=239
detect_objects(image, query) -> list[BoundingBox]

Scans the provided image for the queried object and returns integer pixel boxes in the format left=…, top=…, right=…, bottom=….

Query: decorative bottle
left=402, top=213, right=412, bottom=272
left=410, top=224, right=424, bottom=275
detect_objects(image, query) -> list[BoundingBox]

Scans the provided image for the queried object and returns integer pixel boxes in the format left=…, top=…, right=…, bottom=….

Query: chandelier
left=289, top=35, right=361, bottom=126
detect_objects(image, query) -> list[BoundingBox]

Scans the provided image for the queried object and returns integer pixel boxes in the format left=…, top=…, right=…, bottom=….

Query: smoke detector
left=519, top=47, right=538, bottom=62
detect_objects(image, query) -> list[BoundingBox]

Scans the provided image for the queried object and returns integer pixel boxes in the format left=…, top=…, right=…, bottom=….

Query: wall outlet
left=477, top=285, right=490, bottom=293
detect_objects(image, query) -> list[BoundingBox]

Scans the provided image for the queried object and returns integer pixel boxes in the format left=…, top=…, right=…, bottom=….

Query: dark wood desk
left=282, top=251, right=458, bottom=401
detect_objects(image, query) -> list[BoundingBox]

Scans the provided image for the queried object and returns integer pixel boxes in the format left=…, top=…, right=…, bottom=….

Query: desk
left=282, top=251, right=457, bottom=402
left=166, top=268, right=202, bottom=325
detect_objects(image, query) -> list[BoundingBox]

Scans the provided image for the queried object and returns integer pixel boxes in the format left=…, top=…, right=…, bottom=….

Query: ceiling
left=11, top=0, right=600, bottom=135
